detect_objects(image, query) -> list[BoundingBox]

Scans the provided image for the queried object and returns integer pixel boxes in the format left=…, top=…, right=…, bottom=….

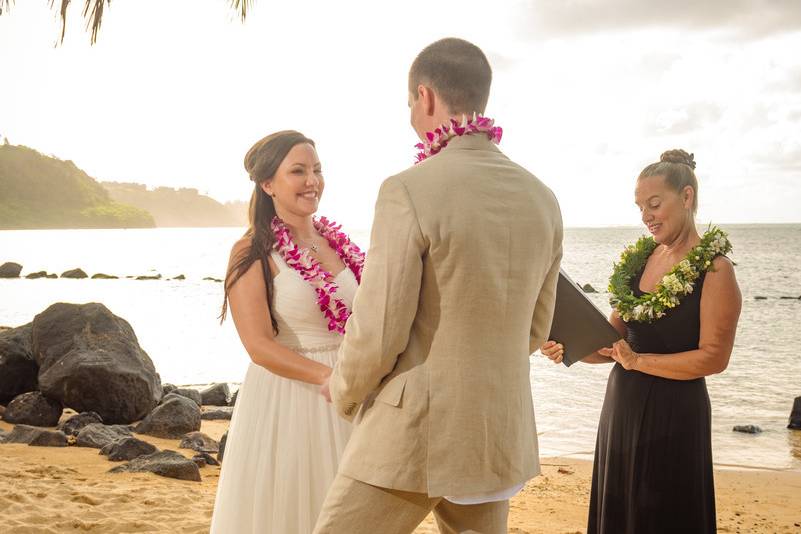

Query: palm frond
left=80, top=0, right=106, bottom=45
left=2, top=0, right=253, bottom=44
left=0, top=0, right=13, bottom=16
left=229, top=0, right=253, bottom=22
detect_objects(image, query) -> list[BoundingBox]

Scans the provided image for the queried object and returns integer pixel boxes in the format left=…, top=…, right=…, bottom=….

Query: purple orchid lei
left=271, top=216, right=365, bottom=335
left=414, top=113, right=503, bottom=164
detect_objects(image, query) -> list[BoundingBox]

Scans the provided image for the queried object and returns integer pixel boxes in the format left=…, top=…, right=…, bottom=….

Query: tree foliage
left=0, top=144, right=155, bottom=229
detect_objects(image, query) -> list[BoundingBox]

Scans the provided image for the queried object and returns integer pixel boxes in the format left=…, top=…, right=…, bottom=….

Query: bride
left=210, top=130, right=364, bottom=533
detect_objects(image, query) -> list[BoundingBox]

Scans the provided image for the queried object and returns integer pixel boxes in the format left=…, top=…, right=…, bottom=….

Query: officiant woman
left=542, top=149, right=742, bottom=533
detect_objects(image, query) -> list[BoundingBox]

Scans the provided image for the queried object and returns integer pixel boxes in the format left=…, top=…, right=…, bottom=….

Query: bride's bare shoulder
left=228, top=236, right=278, bottom=277
left=230, top=236, right=252, bottom=260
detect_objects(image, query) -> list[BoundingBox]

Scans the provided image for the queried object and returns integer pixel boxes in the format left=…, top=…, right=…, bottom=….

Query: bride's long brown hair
left=219, top=130, right=316, bottom=333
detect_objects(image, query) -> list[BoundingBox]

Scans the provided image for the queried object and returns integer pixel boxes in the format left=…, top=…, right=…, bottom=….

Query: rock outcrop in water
left=733, top=425, right=762, bottom=434
left=0, top=262, right=22, bottom=278
left=60, top=268, right=88, bottom=279
left=91, top=273, right=119, bottom=279
left=789, top=397, right=801, bottom=430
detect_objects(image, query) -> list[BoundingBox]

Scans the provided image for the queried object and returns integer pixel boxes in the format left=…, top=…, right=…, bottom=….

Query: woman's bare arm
left=603, top=256, right=742, bottom=380
left=227, top=239, right=332, bottom=385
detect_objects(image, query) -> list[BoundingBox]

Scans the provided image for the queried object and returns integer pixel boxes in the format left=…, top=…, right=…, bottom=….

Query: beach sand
left=1, top=417, right=800, bottom=534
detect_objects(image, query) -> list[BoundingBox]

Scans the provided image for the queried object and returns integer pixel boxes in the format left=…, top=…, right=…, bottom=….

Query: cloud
left=515, top=0, right=801, bottom=39
left=753, top=142, right=801, bottom=172
left=766, top=66, right=801, bottom=93
left=648, top=102, right=724, bottom=135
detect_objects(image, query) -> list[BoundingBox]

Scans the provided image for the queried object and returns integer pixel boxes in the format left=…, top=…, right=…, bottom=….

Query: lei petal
left=414, top=114, right=503, bottom=164
left=271, top=216, right=365, bottom=334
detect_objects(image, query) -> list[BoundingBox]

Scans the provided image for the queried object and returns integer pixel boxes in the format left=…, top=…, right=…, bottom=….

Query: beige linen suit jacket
left=329, top=134, right=563, bottom=498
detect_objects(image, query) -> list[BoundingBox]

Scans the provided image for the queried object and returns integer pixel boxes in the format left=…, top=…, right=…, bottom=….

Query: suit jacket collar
left=439, top=133, right=501, bottom=154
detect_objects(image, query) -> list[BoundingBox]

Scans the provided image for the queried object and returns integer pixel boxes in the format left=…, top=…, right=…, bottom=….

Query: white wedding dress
left=210, top=251, right=355, bottom=533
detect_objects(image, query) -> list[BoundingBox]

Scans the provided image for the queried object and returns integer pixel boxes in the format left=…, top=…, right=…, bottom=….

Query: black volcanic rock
left=217, top=430, right=228, bottom=463
left=733, top=424, right=762, bottom=434
left=179, top=431, right=219, bottom=453
left=135, top=395, right=201, bottom=439
left=201, top=407, right=233, bottom=421
left=167, top=388, right=202, bottom=407
left=32, top=302, right=162, bottom=424
left=101, top=436, right=158, bottom=461
left=0, top=262, right=22, bottom=278
left=75, top=423, right=133, bottom=449
left=2, top=425, right=44, bottom=444
left=28, top=429, right=68, bottom=447
left=200, top=383, right=230, bottom=406
left=0, top=323, right=38, bottom=404
left=3, top=391, right=62, bottom=427
left=192, top=451, right=220, bottom=467
left=58, top=411, right=104, bottom=437
left=789, top=396, right=801, bottom=430
left=60, top=268, right=88, bottom=279
left=135, top=274, right=161, bottom=281
left=109, top=450, right=201, bottom=482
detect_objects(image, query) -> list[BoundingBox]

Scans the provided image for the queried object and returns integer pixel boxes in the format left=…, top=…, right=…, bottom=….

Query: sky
left=1, top=0, right=800, bottom=229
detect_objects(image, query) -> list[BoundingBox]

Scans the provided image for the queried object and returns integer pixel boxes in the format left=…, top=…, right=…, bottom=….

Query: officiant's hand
left=320, top=377, right=332, bottom=403
left=541, top=341, right=564, bottom=364
left=599, top=339, right=640, bottom=370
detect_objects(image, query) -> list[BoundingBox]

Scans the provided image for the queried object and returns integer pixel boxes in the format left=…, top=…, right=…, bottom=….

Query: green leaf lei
left=608, top=226, right=733, bottom=323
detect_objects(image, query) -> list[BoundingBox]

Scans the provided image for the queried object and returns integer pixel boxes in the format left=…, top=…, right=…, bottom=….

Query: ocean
left=1, top=224, right=800, bottom=471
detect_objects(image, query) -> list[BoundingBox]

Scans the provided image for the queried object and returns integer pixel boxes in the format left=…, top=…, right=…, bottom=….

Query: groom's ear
left=418, top=84, right=437, bottom=117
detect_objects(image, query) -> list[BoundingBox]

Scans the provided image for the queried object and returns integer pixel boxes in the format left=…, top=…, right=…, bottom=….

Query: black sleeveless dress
left=587, top=268, right=716, bottom=534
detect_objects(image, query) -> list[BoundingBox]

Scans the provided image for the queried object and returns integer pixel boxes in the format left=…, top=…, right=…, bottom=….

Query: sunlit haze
left=1, top=0, right=799, bottom=229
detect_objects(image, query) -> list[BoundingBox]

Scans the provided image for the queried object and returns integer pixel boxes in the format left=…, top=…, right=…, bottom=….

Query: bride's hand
left=599, top=339, right=640, bottom=370
left=320, top=377, right=332, bottom=403
left=540, top=340, right=564, bottom=364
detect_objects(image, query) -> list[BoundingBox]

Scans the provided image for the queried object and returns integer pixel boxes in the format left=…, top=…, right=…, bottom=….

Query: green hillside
left=0, top=144, right=155, bottom=229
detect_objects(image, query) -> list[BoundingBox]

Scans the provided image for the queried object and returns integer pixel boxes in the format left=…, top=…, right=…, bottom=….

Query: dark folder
left=547, top=269, right=621, bottom=367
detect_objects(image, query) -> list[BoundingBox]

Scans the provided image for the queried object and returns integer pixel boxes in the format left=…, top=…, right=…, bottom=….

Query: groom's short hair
left=409, top=38, right=492, bottom=115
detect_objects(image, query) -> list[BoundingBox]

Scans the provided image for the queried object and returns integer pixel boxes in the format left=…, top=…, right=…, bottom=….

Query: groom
left=315, top=38, right=563, bottom=533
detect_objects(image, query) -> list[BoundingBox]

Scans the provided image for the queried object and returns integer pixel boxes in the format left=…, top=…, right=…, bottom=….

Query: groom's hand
left=540, top=340, right=564, bottom=364
left=320, top=377, right=332, bottom=403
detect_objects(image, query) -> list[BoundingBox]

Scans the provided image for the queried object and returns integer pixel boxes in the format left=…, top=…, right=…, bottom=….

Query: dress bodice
left=624, top=267, right=707, bottom=355
left=270, top=251, right=358, bottom=349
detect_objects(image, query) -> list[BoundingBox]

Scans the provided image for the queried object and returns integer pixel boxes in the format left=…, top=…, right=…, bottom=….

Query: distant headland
left=0, top=142, right=247, bottom=230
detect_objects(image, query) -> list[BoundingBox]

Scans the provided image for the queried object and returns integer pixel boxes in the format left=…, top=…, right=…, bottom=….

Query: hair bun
left=660, top=149, right=696, bottom=170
